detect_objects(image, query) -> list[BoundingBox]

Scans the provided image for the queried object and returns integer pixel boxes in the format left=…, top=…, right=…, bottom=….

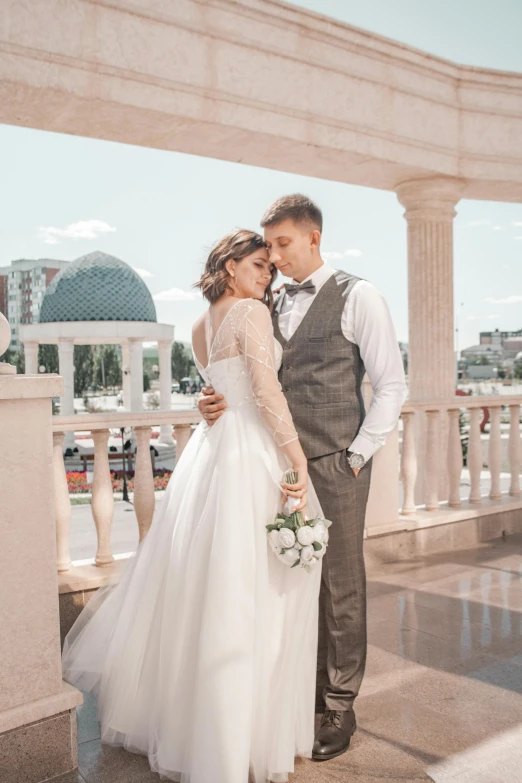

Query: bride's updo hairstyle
left=195, top=229, right=276, bottom=309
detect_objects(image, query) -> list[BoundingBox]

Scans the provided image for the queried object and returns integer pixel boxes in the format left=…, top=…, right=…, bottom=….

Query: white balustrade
left=91, top=429, right=115, bottom=566
left=467, top=407, right=483, bottom=504
left=134, top=426, right=155, bottom=542
left=400, top=394, right=522, bottom=514
left=425, top=409, right=441, bottom=511
left=488, top=405, right=502, bottom=500
left=400, top=410, right=417, bottom=514
left=447, top=407, right=462, bottom=508
left=508, top=403, right=521, bottom=497
left=52, top=410, right=201, bottom=573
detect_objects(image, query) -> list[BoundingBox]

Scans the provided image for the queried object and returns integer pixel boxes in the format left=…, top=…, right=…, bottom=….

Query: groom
left=199, top=194, right=407, bottom=760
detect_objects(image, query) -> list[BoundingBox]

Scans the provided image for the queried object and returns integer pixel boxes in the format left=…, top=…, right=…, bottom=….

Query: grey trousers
left=308, top=449, right=372, bottom=713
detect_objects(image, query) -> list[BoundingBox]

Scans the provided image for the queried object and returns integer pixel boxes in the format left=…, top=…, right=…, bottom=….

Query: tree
left=74, top=345, right=95, bottom=396
left=93, top=345, right=122, bottom=387
left=38, top=344, right=59, bottom=374
left=171, top=342, right=195, bottom=381
left=0, top=346, right=22, bottom=371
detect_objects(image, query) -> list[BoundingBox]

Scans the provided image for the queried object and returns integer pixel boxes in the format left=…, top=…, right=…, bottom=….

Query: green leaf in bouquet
left=291, top=558, right=300, bottom=568
left=312, top=541, right=323, bottom=552
left=282, top=520, right=295, bottom=530
left=266, top=524, right=281, bottom=532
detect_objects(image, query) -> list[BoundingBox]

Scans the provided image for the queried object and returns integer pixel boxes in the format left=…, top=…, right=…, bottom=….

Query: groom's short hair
left=261, top=194, right=323, bottom=232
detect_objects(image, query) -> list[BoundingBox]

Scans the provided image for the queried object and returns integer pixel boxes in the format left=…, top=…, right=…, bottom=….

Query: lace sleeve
left=235, top=300, right=299, bottom=448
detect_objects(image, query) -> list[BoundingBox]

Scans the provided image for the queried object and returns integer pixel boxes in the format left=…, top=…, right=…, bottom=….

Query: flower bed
left=66, top=469, right=172, bottom=494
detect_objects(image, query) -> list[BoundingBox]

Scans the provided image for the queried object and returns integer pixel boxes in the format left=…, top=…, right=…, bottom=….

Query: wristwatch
left=347, top=451, right=366, bottom=470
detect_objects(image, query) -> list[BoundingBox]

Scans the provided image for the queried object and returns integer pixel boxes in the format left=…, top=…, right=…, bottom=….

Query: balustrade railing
left=400, top=396, right=521, bottom=514
left=53, top=395, right=522, bottom=575
left=52, top=410, right=201, bottom=573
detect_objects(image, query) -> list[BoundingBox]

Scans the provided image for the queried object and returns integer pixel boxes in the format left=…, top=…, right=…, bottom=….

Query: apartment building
left=0, top=258, right=70, bottom=348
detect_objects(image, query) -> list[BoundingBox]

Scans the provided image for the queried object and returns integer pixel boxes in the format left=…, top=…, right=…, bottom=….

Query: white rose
left=313, top=523, right=326, bottom=543
left=308, top=556, right=319, bottom=567
left=314, top=542, right=326, bottom=559
left=268, top=529, right=281, bottom=552
left=278, top=528, right=296, bottom=549
left=281, top=547, right=300, bottom=565
left=297, top=526, right=315, bottom=546
left=300, top=545, right=314, bottom=563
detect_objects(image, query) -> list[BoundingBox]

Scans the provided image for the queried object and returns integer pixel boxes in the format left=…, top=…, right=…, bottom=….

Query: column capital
left=396, top=176, right=466, bottom=222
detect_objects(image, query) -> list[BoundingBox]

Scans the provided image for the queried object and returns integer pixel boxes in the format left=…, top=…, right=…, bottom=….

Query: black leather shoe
left=312, top=710, right=356, bottom=761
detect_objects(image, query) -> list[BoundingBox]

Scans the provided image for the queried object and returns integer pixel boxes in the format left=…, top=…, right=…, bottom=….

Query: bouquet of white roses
left=266, top=469, right=332, bottom=573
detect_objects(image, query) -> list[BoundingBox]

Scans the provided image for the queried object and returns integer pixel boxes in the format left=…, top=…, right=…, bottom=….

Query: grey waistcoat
left=272, top=270, right=366, bottom=460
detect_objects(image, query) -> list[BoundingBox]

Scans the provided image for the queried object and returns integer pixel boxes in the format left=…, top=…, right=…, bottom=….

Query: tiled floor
left=66, top=533, right=522, bottom=783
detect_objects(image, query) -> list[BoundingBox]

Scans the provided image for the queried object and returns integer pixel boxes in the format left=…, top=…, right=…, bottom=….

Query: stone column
left=129, top=339, right=143, bottom=412
left=396, top=177, right=465, bottom=400
left=58, top=339, right=75, bottom=452
left=121, top=341, right=132, bottom=410
left=0, top=373, right=82, bottom=780
left=158, top=339, right=173, bottom=444
left=24, top=340, right=39, bottom=375
left=396, top=177, right=466, bottom=504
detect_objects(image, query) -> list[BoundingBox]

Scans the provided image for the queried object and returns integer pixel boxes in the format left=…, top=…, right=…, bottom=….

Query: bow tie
left=284, top=280, right=317, bottom=298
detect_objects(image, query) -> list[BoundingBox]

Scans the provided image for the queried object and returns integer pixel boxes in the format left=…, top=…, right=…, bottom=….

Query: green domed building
left=19, top=251, right=174, bottom=450
left=39, top=251, right=157, bottom=324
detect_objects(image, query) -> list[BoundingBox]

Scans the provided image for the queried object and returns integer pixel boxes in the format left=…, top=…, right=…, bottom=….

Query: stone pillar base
left=0, top=682, right=83, bottom=783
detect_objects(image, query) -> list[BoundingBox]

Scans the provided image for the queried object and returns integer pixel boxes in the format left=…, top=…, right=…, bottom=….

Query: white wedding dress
left=62, top=298, right=322, bottom=783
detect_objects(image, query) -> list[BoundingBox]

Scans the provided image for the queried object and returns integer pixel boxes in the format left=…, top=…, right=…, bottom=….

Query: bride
left=62, top=229, right=323, bottom=783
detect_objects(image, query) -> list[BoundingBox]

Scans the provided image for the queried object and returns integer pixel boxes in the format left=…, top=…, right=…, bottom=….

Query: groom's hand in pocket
left=198, top=386, right=227, bottom=425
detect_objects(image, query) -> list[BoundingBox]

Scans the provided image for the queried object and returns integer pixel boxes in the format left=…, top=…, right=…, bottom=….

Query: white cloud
left=514, top=236, right=522, bottom=241
left=487, top=314, right=499, bottom=319
left=132, top=267, right=153, bottom=279
left=467, top=316, right=480, bottom=321
left=484, top=296, right=522, bottom=305
left=39, top=219, right=116, bottom=245
left=153, top=288, right=202, bottom=302
left=467, top=219, right=491, bottom=227
left=323, top=248, right=362, bottom=260
left=492, top=225, right=505, bottom=231
left=512, top=221, right=522, bottom=227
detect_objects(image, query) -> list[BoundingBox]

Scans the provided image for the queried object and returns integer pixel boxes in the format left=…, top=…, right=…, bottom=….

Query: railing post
left=174, top=424, right=193, bottom=464
left=447, top=407, right=463, bottom=508
left=400, top=411, right=417, bottom=514
left=425, top=409, right=440, bottom=511
left=134, top=426, right=155, bottom=541
left=52, top=431, right=72, bottom=573
left=508, top=403, right=521, bottom=497
left=488, top=405, right=502, bottom=500
left=468, top=407, right=482, bottom=504
left=91, top=429, right=115, bottom=566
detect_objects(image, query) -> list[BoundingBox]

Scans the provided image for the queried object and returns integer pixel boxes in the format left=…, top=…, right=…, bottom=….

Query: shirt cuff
left=347, top=433, right=379, bottom=463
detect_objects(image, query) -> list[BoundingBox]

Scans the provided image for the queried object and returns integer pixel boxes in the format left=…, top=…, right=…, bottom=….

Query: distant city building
left=0, top=258, right=70, bottom=348
left=480, top=327, right=522, bottom=346
left=460, top=343, right=503, bottom=362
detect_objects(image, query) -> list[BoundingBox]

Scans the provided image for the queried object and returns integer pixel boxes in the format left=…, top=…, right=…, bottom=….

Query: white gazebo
left=19, top=251, right=174, bottom=450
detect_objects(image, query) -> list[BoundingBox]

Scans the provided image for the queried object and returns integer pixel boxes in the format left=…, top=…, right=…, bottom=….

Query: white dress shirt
left=278, top=263, right=408, bottom=461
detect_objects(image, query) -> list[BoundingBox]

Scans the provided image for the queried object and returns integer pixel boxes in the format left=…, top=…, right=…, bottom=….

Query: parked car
left=171, top=382, right=180, bottom=393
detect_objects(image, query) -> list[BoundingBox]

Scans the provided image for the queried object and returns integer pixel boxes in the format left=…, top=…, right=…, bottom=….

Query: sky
left=1, top=0, right=521, bottom=349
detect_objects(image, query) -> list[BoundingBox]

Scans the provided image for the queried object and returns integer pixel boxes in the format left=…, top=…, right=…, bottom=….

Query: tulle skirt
left=62, top=405, right=322, bottom=783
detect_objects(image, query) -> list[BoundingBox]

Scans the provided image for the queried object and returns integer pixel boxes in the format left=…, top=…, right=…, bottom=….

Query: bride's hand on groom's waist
left=198, top=386, right=227, bottom=425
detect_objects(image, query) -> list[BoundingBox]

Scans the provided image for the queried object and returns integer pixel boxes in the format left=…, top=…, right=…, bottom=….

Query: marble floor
left=56, top=533, right=522, bottom=783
